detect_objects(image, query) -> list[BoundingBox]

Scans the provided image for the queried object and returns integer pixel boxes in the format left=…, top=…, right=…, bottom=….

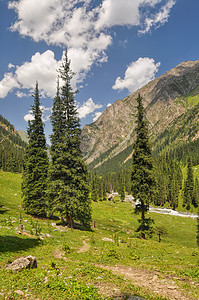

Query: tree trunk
left=65, top=207, right=70, bottom=227
left=141, top=202, right=146, bottom=239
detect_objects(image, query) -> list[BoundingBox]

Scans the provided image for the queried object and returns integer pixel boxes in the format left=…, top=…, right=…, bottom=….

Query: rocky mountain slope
left=81, top=60, right=199, bottom=172
left=18, top=130, right=29, bottom=143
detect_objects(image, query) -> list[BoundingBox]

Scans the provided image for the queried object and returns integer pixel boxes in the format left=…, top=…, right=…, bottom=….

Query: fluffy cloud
left=96, top=0, right=143, bottom=29
left=7, top=0, right=175, bottom=92
left=93, top=112, right=102, bottom=122
left=24, top=106, right=52, bottom=123
left=0, top=50, right=60, bottom=98
left=16, top=51, right=59, bottom=97
left=8, top=1, right=174, bottom=45
left=0, top=73, right=19, bottom=98
left=24, top=112, right=34, bottom=122
left=139, top=0, right=176, bottom=34
left=24, top=98, right=102, bottom=123
left=112, top=57, right=160, bottom=93
left=77, top=98, right=103, bottom=119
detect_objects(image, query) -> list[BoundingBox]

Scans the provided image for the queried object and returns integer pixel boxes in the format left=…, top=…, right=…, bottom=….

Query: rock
left=14, top=290, right=24, bottom=296
left=102, top=237, right=114, bottom=243
left=6, top=255, right=37, bottom=271
left=167, top=285, right=176, bottom=290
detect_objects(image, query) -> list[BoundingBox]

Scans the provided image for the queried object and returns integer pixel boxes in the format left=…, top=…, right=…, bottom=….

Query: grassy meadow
left=0, top=171, right=199, bottom=299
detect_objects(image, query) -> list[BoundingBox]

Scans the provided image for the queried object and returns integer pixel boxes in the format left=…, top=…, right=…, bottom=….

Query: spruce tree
left=183, top=157, right=194, bottom=210
left=22, top=83, right=49, bottom=217
left=48, top=51, right=91, bottom=228
left=193, top=178, right=199, bottom=208
left=131, top=94, right=156, bottom=238
left=197, top=208, right=199, bottom=246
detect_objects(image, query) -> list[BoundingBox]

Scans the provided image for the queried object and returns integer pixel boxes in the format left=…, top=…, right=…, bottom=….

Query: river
left=149, top=206, right=198, bottom=219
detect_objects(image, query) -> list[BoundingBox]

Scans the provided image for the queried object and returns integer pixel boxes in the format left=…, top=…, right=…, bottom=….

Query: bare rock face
left=81, top=60, right=199, bottom=169
left=6, top=255, right=37, bottom=271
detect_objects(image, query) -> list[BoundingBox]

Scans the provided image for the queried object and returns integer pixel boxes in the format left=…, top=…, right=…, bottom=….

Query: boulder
left=6, top=255, right=37, bottom=271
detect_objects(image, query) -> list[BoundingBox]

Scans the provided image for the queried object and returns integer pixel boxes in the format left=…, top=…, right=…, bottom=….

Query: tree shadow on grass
left=0, top=205, right=8, bottom=214
left=0, top=235, right=41, bottom=253
left=113, top=295, right=146, bottom=300
left=0, top=208, right=7, bottom=214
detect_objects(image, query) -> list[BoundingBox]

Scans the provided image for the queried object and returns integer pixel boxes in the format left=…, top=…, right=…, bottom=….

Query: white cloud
left=8, top=63, right=15, bottom=69
left=16, top=91, right=29, bottom=98
left=15, top=50, right=60, bottom=97
left=77, top=98, right=103, bottom=119
left=24, top=106, right=52, bottom=123
left=139, top=0, right=176, bottom=34
left=6, top=0, right=175, bottom=94
left=112, top=57, right=160, bottom=93
left=0, top=50, right=60, bottom=98
left=93, top=112, right=102, bottom=122
left=96, top=0, right=142, bottom=29
left=0, top=73, right=20, bottom=98
left=24, top=98, right=102, bottom=123
left=24, top=113, right=34, bottom=122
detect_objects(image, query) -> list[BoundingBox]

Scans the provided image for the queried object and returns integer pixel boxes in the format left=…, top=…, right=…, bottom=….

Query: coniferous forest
left=0, top=51, right=199, bottom=236
left=0, top=114, right=26, bottom=173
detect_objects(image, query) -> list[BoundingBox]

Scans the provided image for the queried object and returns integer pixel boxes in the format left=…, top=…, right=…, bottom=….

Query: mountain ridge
left=81, top=60, right=199, bottom=172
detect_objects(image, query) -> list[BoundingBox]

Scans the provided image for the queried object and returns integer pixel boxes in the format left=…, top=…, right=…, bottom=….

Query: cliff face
left=81, top=60, right=199, bottom=169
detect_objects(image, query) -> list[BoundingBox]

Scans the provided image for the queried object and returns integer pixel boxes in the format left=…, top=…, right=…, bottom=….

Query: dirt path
left=77, top=240, right=90, bottom=253
left=98, top=265, right=194, bottom=300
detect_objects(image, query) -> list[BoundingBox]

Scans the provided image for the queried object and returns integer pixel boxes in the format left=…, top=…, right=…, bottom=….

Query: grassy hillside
left=0, top=172, right=199, bottom=299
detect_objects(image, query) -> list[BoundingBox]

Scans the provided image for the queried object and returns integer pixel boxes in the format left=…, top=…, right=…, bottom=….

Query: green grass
left=176, top=91, right=199, bottom=108
left=0, top=171, right=199, bottom=299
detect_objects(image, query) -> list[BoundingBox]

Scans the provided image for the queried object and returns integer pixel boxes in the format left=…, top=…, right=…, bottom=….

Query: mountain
left=81, top=60, right=199, bottom=173
left=18, top=130, right=29, bottom=143
left=0, top=115, right=27, bottom=173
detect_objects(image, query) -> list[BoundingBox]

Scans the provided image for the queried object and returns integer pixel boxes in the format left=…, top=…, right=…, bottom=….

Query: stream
left=149, top=206, right=198, bottom=219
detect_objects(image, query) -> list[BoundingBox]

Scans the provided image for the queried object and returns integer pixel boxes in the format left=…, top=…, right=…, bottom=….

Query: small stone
left=167, top=286, right=176, bottom=290
left=14, top=290, right=24, bottom=296
left=45, top=233, right=53, bottom=238
left=43, top=277, right=48, bottom=283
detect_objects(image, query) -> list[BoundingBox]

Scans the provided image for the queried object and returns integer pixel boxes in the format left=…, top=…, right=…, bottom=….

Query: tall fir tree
left=183, top=157, right=194, bottom=210
left=193, top=177, right=199, bottom=208
left=48, top=51, right=91, bottom=228
left=131, top=94, right=156, bottom=238
left=22, top=82, right=49, bottom=217
left=197, top=208, right=199, bottom=246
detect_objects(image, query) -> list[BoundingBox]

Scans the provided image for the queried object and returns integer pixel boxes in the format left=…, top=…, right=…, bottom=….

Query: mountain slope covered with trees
left=81, top=60, right=199, bottom=173
left=0, top=114, right=27, bottom=173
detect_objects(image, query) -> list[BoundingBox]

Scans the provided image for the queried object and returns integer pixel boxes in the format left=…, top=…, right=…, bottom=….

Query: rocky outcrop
left=81, top=60, right=199, bottom=170
left=6, top=255, right=37, bottom=271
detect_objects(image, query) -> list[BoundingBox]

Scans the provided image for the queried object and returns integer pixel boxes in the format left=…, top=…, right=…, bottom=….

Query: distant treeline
left=90, top=150, right=199, bottom=210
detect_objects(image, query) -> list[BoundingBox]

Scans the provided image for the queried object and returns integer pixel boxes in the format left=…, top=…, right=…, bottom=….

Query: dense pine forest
left=0, top=53, right=199, bottom=232
left=0, top=114, right=27, bottom=173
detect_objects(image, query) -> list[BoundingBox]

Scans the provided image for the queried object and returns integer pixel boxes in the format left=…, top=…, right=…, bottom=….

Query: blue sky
left=0, top=0, right=199, bottom=142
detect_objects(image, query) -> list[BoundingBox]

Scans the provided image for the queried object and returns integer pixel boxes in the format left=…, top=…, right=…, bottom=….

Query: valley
left=0, top=172, right=198, bottom=299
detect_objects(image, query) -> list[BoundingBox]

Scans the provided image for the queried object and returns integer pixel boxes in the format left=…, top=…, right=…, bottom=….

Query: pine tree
left=193, top=177, right=199, bottom=208
left=48, top=51, right=91, bottom=228
left=131, top=94, right=156, bottom=238
left=22, top=83, right=49, bottom=217
left=183, top=157, right=194, bottom=210
left=197, top=208, right=199, bottom=246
